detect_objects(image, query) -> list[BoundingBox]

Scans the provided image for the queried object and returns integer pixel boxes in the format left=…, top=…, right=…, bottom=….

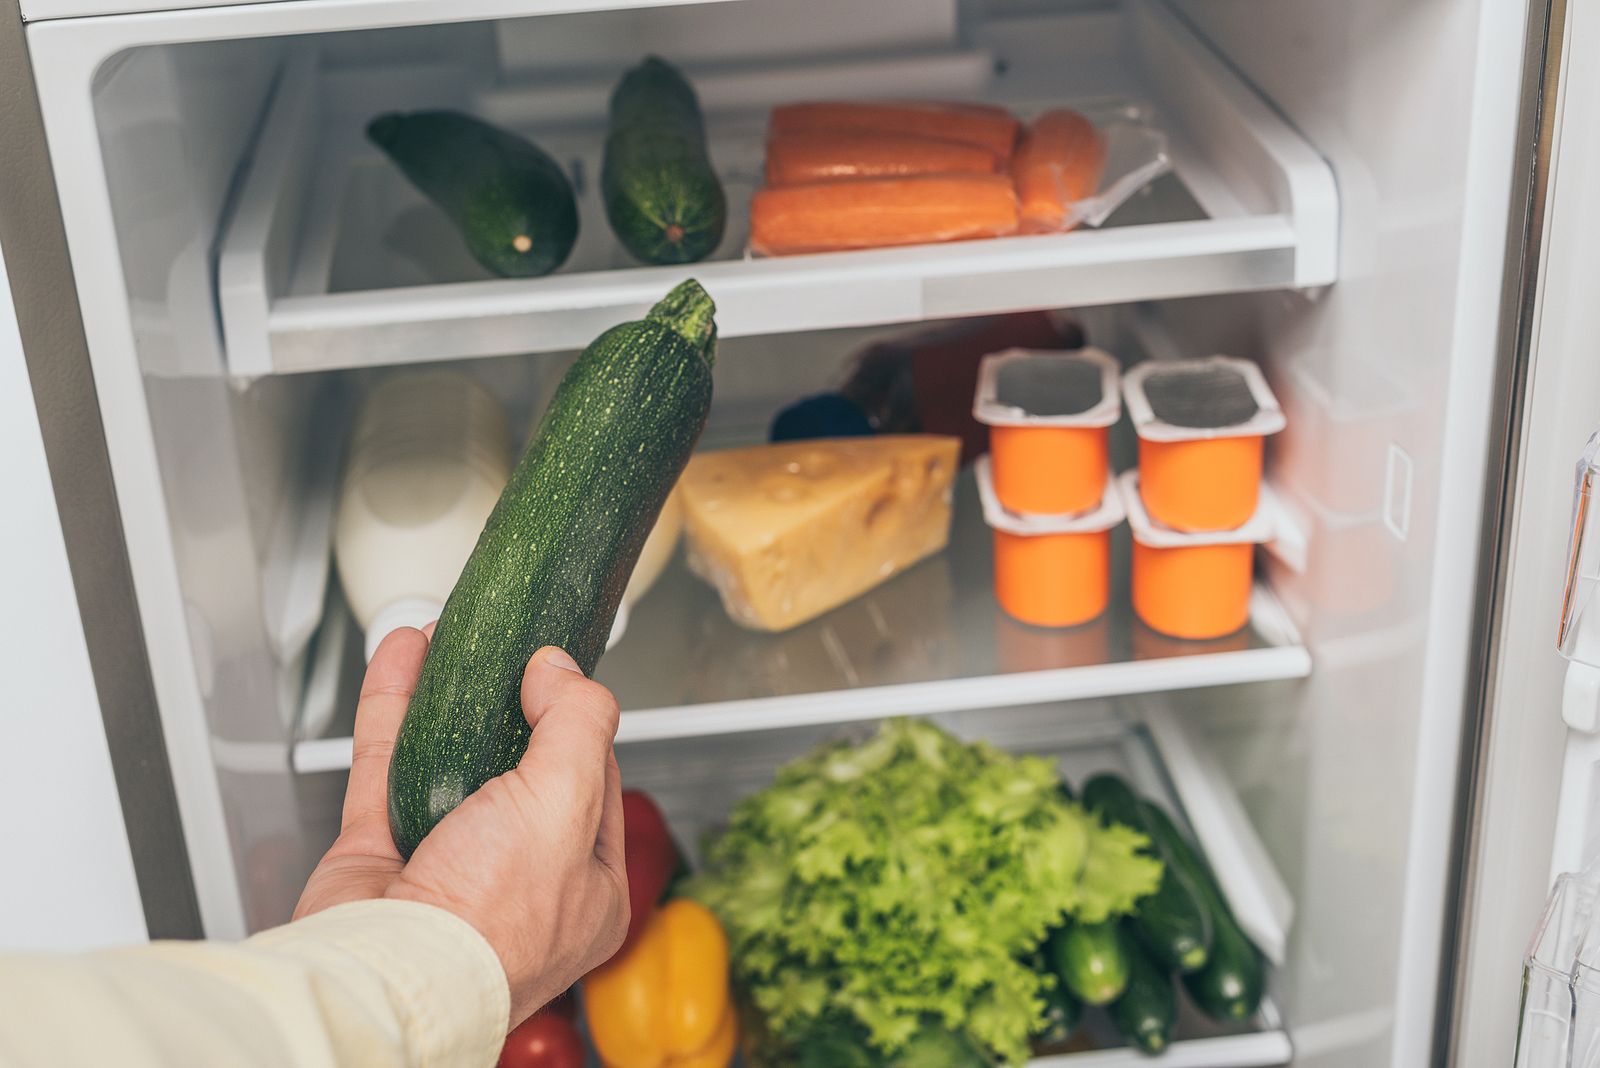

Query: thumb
left=514, top=646, right=621, bottom=829
left=521, top=646, right=585, bottom=728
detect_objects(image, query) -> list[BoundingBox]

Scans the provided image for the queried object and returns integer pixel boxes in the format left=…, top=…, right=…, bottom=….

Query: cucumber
left=1045, top=919, right=1131, bottom=1006
left=602, top=56, right=726, bottom=264
left=1031, top=959, right=1083, bottom=1047
left=367, top=110, right=578, bottom=278
left=1109, top=932, right=1177, bottom=1055
left=1082, top=774, right=1213, bottom=973
left=1140, top=801, right=1266, bottom=1022
left=387, top=281, right=717, bottom=858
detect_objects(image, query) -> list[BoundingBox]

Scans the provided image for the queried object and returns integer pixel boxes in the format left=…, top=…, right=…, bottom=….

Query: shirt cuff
left=251, top=899, right=510, bottom=1066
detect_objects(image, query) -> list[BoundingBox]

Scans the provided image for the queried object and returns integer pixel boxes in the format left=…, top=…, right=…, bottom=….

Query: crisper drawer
left=612, top=700, right=1295, bottom=1067
left=203, top=0, right=1335, bottom=376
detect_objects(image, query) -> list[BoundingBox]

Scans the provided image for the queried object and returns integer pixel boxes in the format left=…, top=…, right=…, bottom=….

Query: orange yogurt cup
left=1118, top=470, right=1276, bottom=640
left=974, top=348, right=1121, bottom=516
left=1123, top=356, right=1285, bottom=532
left=977, top=456, right=1124, bottom=628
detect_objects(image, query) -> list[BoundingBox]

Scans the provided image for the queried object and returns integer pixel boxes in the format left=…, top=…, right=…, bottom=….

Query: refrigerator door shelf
left=216, top=0, right=1337, bottom=376
left=1549, top=431, right=1600, bottom=877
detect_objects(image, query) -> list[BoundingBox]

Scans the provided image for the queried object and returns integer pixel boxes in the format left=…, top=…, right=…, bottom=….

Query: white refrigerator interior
left=17, top=0, right=1541, bottom=1062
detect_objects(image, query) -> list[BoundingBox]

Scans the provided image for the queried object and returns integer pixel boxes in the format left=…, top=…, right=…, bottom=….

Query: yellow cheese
left=679, top=435, right=960, bottom=631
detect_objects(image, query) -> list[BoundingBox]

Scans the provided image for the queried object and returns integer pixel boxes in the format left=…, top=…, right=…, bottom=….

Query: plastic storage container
left=973, top=347, right=1121, bottom=515
left=1123, top=356, right=1286, bottom=532
left=977, top=455, right=1125, bottom=627
left=335, top=371, right=512, bottom=659
left=1120, top=470, right=1274, bottom=639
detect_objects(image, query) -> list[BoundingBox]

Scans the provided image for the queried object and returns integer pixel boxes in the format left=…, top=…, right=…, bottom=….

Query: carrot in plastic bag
left=1013, top=110, right=1108, bottom=234
left=749, top=173, right=1020, bottom=255
left=769, top=102, right=1021, bottom=163
left=765, top=130, right=1001, bottom=185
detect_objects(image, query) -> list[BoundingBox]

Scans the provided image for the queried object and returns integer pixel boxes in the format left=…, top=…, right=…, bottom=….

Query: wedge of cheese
left=679, top=435, right=960, bottom=631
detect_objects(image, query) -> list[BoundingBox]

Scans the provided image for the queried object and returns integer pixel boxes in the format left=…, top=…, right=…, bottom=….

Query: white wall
left=0, top=240, right=147, bottom=951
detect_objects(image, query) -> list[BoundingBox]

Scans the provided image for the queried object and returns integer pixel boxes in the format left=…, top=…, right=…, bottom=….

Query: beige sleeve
left=0, top=899, right=510, bottom=1068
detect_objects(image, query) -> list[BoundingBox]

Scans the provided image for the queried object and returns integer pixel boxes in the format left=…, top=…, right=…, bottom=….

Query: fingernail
left=538, top=647, right=581, bottom=673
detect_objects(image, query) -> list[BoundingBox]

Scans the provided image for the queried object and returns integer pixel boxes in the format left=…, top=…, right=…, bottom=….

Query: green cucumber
left=367, top=110, right=578, bottom=278
left=1046, top=919, right=1131, bottom=1006
left=387, top=281, right=717, bottom=858
left=602, top=56, right=726, bottom=264
left=1083, top=773, right=1213, bottom=973
left=1140, top=801, right=1266, bottom=1021
left=1029, top=953, right=1083, bottom=1046
left=1109, top=933, right=1177, bottom=1055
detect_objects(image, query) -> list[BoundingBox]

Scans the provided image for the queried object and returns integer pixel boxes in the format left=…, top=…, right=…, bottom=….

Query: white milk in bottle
left=335, top=371, right=512, bottom=659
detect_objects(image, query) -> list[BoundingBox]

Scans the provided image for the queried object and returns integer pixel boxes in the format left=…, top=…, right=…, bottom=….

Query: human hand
left=294, top=627, right=629, bottom=1027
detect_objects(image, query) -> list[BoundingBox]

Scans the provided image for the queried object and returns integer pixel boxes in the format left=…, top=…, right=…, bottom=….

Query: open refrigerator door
left=1516, top=432, right=1600, bottom=1067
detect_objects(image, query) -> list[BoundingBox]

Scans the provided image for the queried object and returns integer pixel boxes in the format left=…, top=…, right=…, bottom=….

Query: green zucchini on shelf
left=1109, top=931, right=1178, bottom=1054
left=386, top=280, right=718, bottom=859
left=1046, top=918, right=1131, bottom=1007
left=1082, top=772, right=1214, bottom=974
left=1139, top=800, right=1268, bottom=1022
left=602, top=56, right=727, bottom=264
left=367, top=109, right=579, bottom=278
left=1029, top=952, right=1083, bottom=1047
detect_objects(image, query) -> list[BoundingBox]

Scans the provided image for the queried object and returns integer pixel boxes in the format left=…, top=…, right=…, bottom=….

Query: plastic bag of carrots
left=750, top=101, right=1170, bottom=256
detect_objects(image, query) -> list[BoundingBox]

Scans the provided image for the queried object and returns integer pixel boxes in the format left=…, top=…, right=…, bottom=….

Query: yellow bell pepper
left=584, top=899, right=736, bottom=1068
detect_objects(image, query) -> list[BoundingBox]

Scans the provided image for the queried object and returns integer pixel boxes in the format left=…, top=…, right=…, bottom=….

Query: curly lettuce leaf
left=1076, top=816, right=1164, bottom=923
left=688, top=719, right=1161, bottom=1065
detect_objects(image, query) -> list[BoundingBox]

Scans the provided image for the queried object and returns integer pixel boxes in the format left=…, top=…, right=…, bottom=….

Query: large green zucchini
left=387, top=281, right=717, bottom=857
left=367, top=109, right=579, bottom=278
left=1082, top=772, right=1213, bottom=973
left=602, top=57, right=727, bottom=264
left=1140, top=801, right=1267, bottom=1022
left=1108, top=932, right=1178, bottom=1054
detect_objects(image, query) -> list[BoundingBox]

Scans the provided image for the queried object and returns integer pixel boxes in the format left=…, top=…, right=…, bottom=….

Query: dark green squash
left=387, top=280, right=717, bottom=858
left=602, top=57, right=726, bottom=264
left=1082, top=772, right=1213, bottom=973
left=367, top=110, right=578, bottom=278
left=1046, top=919, right=1132, bottom=1006
left=1109, top=933, right=1178, bottom=1054
left=1139, top=801, right=1267, bottom=1022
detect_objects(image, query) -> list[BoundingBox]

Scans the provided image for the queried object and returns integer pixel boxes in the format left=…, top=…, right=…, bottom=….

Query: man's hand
left=295, top=627, right=630, bottom=1027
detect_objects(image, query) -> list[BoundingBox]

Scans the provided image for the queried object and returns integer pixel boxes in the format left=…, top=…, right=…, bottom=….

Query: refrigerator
left=0, top=0, right=1588, bottom=1062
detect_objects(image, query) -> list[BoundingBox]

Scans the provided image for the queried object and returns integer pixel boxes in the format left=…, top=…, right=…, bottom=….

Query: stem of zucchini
left=648, top=279, right=718, bottom=357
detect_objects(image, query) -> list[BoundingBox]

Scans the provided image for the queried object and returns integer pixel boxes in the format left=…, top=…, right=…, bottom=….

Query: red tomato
left=497, top=1010, right=585, bottom=1068
left=619, top=789, right=683, bottom=952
